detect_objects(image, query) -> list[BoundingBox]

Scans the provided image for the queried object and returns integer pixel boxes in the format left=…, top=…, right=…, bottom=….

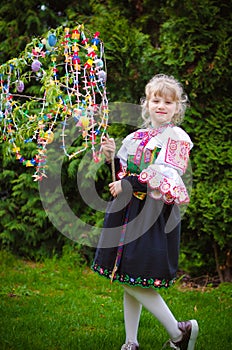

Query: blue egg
left=48, top=34, right=57, bottom=47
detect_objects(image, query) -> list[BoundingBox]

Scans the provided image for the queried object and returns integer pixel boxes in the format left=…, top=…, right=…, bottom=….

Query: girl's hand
left=101, top=136, right=116, bottom=162
left=109, top=180, right=122, bottom=197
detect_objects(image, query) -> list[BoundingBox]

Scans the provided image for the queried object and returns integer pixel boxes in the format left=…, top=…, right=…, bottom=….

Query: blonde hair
left=141, top=74, right=189, bottom=127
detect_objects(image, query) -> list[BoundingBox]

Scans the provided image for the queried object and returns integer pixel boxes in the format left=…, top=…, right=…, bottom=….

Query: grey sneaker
left=121, top=342, right=139, bottom=350
left=162, top=320, right=199, bottom=350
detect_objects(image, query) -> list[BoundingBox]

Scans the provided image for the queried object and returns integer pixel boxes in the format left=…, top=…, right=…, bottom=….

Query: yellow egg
left=80, top=116, right=89, bottom=128
left=44, top=131, right=54, bottom=144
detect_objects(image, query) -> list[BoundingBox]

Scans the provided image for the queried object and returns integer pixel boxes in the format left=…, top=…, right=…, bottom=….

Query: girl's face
left=148, top=94, right=178, bottom=128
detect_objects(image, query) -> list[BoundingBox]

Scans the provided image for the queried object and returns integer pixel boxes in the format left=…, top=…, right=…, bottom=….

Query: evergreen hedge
left=0, top=0, right=231, bottom=281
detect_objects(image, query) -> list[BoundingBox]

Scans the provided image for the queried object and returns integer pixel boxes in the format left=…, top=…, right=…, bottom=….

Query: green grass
left=0, top=249, right=231, bottom=350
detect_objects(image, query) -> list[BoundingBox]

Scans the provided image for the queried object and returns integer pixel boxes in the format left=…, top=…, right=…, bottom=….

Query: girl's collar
left=148, top=121, right=174, bottom=131
left=133, top=122, right=174, bottom=140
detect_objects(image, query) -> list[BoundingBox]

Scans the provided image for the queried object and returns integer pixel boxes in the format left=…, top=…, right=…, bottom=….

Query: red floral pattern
left=138, top=166, right=190, bottom=204
left=165, top=138, right=190, bottom=172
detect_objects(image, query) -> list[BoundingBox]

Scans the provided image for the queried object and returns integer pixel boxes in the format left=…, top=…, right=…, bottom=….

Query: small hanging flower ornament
left=92, top=32, right=100, bottom=45
left=31, top=59, right=42, bottom=72
left=72, top=29, right=80, bottom=40
left=72, top=53, right=81, bottom=65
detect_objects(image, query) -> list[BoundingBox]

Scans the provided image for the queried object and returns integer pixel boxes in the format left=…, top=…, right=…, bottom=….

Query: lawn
left=0, top=249, right=231, bottom=350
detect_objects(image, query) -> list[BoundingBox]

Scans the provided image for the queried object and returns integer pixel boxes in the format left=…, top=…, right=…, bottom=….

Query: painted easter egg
left=31, top=59, right=41, bottom=72
left=44, top=131, right=54, bottom=144
left=79, top=116, right=89, bottom=129
left=95, top=59, right=104, bottom=68
left=17, top=80, right=24, bottom=93
left=48, top=34, right=57, bottom=47
left=97, top=70, right=107, bottom=82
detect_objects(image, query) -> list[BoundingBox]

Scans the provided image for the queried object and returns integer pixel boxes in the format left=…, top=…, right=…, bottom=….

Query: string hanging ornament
left=0, top=24, right=109, bottom=181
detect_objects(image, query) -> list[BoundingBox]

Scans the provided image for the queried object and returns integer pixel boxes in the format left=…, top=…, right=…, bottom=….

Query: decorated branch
left=0, top=24, right=109, bottom=181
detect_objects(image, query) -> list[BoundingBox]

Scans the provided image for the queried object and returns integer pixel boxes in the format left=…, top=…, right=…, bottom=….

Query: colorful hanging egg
left=79, top=116, right=89, bottom=129
left=48, top=34, right=57, bottom=47
left=97, top=70, right=107, bottom=82
left=95, top=59, right=104, bottom=68
left=44, top=131, right=54, bottom=144
left=31, top=59, right=41, bottom=72
left=17, top=80, right=24, bottom=92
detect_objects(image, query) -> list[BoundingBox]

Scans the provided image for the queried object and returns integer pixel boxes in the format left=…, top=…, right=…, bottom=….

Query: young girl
left=92, top=74, right=199, bottom=350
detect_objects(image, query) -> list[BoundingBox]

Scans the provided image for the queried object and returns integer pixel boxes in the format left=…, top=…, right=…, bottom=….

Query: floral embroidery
left=138, top=166, right=190, bottom=204
left=133, top=124, right=174, bottom=166
left=133, top=133, right=151, bottom=166
left=144, top=148, right=152, bottom=163
left=91, top=263, right=175, bottom=289
left=116, top=163, right=128, bottom=180
left=139, top=171, right=150, bottom=182
left=149, top=172, right=163, bottom=188
left=165, top=138, right=190, bottom=172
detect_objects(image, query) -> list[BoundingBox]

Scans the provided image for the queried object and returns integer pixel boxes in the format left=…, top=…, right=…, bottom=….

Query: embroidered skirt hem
left=91, top=263, right=176, bottom=289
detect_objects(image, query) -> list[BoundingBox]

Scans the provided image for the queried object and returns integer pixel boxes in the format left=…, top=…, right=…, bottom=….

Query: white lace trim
left=139, top=164, right=190, bottom=204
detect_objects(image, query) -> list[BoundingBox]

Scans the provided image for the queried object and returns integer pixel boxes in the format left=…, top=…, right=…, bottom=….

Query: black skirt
left=92, top=189, right=181, bottom=289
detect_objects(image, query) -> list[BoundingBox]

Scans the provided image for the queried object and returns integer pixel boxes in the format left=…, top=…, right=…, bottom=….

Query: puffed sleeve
left=104, top=133, right=134, bottom=178
left=117, top=132, right=136, bottom=167
left=115, top=132, right=137, bottom=179
left=138, top=127, right=193, bottom=204
left=115, top=131, right=148, bottom=193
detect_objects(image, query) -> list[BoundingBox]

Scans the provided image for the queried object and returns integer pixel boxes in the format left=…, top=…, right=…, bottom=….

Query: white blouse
left=117, top=125, right=193, bottom=204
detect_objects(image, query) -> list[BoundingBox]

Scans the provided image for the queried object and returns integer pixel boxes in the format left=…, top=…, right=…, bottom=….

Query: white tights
left=123, top=285, right=182, bottom=346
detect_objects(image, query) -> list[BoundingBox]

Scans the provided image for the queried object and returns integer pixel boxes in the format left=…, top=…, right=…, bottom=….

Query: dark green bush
left=0, top=0, right=231, bottom=281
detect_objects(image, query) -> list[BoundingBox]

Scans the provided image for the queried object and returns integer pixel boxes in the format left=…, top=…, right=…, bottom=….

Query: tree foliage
left=152, top=0, right=232, bottom=281
left=0, top=0, right=231, bottom=281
